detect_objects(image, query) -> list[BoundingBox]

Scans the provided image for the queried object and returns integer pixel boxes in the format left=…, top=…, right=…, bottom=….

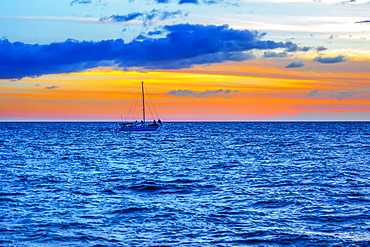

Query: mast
left=142, top=81, right=145, bottom=123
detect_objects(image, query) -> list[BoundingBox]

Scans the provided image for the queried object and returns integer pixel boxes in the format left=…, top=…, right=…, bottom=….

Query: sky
left=0, top=0, right=369, bottom=121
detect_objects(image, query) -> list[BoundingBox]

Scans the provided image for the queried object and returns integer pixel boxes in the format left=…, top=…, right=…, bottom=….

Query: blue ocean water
left=1, top=122, right=370, bottom=246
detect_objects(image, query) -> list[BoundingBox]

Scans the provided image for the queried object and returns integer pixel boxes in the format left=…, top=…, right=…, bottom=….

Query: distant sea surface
left=1, top=122, right=370, bottom=246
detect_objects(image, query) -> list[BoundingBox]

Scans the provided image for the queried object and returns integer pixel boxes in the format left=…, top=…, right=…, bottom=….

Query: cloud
left=284, top=61, right=305, bottom=68
left=106, top=13, right=143, bottom=22
left=306, top=89, right=321, bottom=97
left=70, top=0, right=222, bottom=5
left=284, top=43, right=312, bottom=52
left=263, top=51, right=288, bottom=58
left=167, top=89, right=198, bottom=97
left=355, top=20, right=370, bottom=24
left=162, top=0, right=241, bottom=5
left=0, top=24, right=302, bottom=79
left=339, top=0, right=356, bottom=4
left=45, top=86, right=59, bottom=89
left=167, top=89, right=241, bottom=97
left=147, top=30, right=163, bottom=36
left=179, top=0, right=199, bottom=3
left=316, top=46, right=327, bottom=52
left=307, top=88, right=370, bottom=100
left=264, top=44, right=316, bottom=59
left=100, top=10, right=186, bottom=25
left=312, top=55, right=348, bottom=64
left=157, top=51, right=255, bottom=69
left=70, top=0, right=92, bottom=5
left=159, top=10, right=186, bottom=20
left=203, top=0, right=223, bottom=4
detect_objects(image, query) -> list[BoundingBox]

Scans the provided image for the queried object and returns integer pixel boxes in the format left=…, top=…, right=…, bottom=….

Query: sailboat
left=119, top=81, right=163, bottom=131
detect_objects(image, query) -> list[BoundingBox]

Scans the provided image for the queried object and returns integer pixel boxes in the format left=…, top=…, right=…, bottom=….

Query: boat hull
left=119, top=125, right=162, bottom=131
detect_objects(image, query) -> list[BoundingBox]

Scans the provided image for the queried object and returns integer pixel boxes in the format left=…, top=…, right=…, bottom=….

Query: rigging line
left=124, top=99, right=133, bottom=122
left=125, top=87, right=140, bottom=121
left=125, top=87, right=137, bottom=121
left=144, top=85, right=160, bottom=119
left=144, top=85, right=159, bottom=121
left=143, top=85, right=155, bottom=120
left=132, top=89, right=141, bottom=121
left=125, top=99, right=134, bottom=121
left=145, top=98, right=156, bottom=121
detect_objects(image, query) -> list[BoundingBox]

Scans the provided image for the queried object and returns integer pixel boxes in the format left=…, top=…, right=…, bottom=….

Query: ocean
left=1, top=121, right=370, bottom=246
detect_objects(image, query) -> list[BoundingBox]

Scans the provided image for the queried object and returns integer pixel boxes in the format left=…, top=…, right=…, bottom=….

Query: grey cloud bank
left=167, top=89, right=241, bottom=97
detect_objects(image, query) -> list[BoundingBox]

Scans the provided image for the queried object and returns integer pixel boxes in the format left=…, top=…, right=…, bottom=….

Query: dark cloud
left=263, top=51, right=288, bottom=58
left=0, top=24, right=302, bottom=79
left=306, top=89, right=320, bottom=97
left=100, top=10, right=185, bottom=25
left=340, top=0, right=356, bottom=4
left=155, top=0, right=170, bottom=3
left=316, top=46, right=327, bottom=52
left=284, top=43, right=312, bottom=53
left=147, top=30, right=163, bottom=36
left=159, top=10, right=187, bottom=20
left=356, top=20, right=370, bottom=24
left=284, top=61, right=305, bottom=68
left=70, top=0, right=231, bottom=6
left=167, top=89, right=198, bottom=97
left=134, top=34, right=147, bottom=41
left=203, top=0, right=223, bottom=4
left=45, top=86, right=59, bottom=89
left=264, top=43, right=315, bottom=59
left=179, top=0, right=199, bottom=4
left=70, top=0, right=92, bottom=5
left=158, top=51, right=255, bottom=69
left=177, top=0, right=235, bottom=5
left=298, top=46, right=311, bottom=52
left=313, top=55, right=348, bottom=64
left=107, top=13, right=143, bottom=22
left=307, top=88, right=370, bottom=100
left=167, top=89, right=241, bottom=97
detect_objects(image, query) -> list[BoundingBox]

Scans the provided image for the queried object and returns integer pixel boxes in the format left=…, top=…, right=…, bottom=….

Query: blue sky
left=2, top=0, right=369, bottom=46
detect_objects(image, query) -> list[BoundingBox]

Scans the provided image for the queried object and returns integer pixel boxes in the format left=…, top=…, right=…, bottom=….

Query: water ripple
left=1, top=122, right=370, bottom=246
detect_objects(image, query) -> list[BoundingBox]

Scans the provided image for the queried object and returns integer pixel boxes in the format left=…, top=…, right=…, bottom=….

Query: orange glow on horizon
left=1, top=64, right=369, bottom=121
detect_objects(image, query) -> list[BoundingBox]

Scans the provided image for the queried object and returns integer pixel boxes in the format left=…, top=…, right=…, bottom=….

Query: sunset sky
left=1, top=0, right=369, bottom=121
